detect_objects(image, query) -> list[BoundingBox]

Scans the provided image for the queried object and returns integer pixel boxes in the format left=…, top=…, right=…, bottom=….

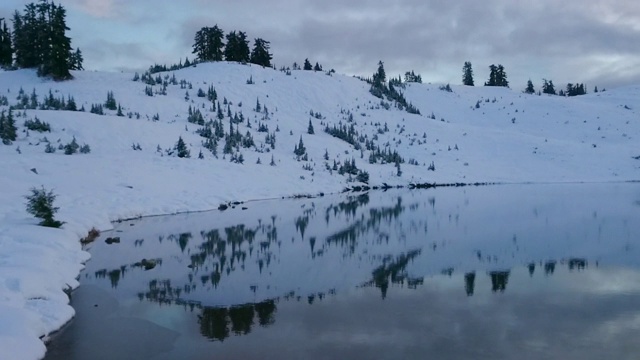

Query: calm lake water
left=45, top=183, right=640, bottom=360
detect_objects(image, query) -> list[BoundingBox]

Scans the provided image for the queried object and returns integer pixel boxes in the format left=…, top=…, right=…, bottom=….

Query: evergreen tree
left=105, top=91, right=117, bottom=110
left=307, top=119, right=314, bottom=134
left=374, top=61, right=386, bottom=86
left=25, top=186, right=63, bottom=227
left=250, top=38, right=272, bottom=67
left=524, top=79, right=535, bottom=94
left=224, top=31, right=250, bottom=63
left=496, top=65, right=508, bottom=87
left=209, top=24, right=224, bottom=61
left=12, top=1, right=75, bottom=80
left=485, top=64, right=497, bottom=86
left=462, top=61, right=474, bottom=86
left=303, top=58, right=312, bottom=70
left=192, top=25, right=225, bottom=62
left=485, top=64, right=508, bottom=87
left=0, top=19, right=13, bottom=68
left=13, top=6, right=39, bottom=68
left=0, top=109, right=18, bottom=145
left=174, top=136, right=190, bottom=158
left=41, top=2, right=72, bottom=79
left=68, top=48, right=83, bottom=70
left=566, top=83, right=586, bottom=96
left=65, top=95, right=76, bottom=111
left=192, top=27, right=208, bottom=61
left=294, top=136, right=306, bottom=157
left=542, top=79, right=556, bottom=95
left=313, top=62, right=322, bottom=71
left=404, top=70, right=422, bottom=83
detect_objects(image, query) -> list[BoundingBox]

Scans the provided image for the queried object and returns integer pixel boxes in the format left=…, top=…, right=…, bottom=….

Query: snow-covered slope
left=0, top=62, right=638, bottom=359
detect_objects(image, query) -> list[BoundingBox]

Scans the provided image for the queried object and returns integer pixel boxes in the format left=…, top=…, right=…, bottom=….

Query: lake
left=44, top=183, right=640, bottom=360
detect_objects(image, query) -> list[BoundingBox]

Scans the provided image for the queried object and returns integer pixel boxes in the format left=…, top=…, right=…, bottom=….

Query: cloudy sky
left=1, top=0, right=639, bottom=90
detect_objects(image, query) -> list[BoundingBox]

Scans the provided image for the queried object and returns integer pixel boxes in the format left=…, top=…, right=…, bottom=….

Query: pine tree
left=485, top=64, right=497, bottom=86
left=224, top=31, right=238, bottom=61
left=236, top=31, right=250, bottom=63
left=105, top=91, right=117, bottom=110
left=524, top=79, right=535, bottom=94
left=13, top=1, right=75, bottom=80
left=13, top=6, right=39, bottom=68
left=294, top=136, right=306, bottom=156
left=307, top=119, right=314, bottom=134
left=224, top=31, right=250, bottom=63
left=0, top=109, right=17, bottom=145
left=462, top=61, right=474, bottom=86
left=192, top=25, right=225, bottom=62
left=313, top=62, right=322, bottom=71
left=542, top=79, right=556, bottom=95
left=68, top=48, right=83, bottom=70
left=65, top=95, right=76, bottom=111
left=175, top=136, right=190, bottom=158
left=250, top=38, right=272, bottom=67
left=496, top=65, right=508, bottom=87
left=49, top=3, right=72, bottom=79
left=25, top=186, right=63, bottom=227
left=192, top=27, right=207, bottom=61
left=485, top=64, right=508, bottom=87
left=0, top=19, right=13, bottom=68
left=404, top=70, right=422, bottom=83
left=373, top=60, right=386, bottom=87
left=303, top=58, right=312, bottom=70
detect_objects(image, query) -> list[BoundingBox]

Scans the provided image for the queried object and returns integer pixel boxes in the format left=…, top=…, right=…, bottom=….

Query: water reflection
left=198, top=300, right=276, bottom=341
left=45, top=184, right=640, bottom=359
left=362, top=249, right=422, bottom=299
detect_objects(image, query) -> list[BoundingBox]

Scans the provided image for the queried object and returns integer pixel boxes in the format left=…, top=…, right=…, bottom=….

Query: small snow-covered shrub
left=24, top=117, right=51, bottom=132
left=63, top=137, right=79, bottom=155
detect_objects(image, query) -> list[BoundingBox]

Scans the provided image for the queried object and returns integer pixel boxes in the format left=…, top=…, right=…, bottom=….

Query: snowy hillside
left=0, top=62, right=639, bottom=359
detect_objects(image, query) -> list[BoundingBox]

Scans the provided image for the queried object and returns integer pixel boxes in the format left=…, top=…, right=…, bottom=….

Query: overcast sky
left=1, top=0, right=639, bottom=90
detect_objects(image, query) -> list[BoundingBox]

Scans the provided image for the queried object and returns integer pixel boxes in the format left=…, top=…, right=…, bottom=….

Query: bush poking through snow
left=80, top=227, right=100, bottom=244
left=174, top=136, right=191, bottom=158
left=79, top=144, right=91, bottom=154
left=25, top=187, right=64, bottom=228
left=24, top=117, right=51, bottom=132
left=64, top=137, right=80, bottom=155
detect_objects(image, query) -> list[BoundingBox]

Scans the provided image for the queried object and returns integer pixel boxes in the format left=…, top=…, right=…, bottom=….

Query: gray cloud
left=1, top=0, right=639, bottom=89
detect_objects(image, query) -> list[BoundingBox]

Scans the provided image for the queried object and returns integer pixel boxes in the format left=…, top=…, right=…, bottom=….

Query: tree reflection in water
left=489, top=271, right=510, bottom=292
left=84, top=188, right=601, bottom=344
left=361, top=249, right=422, bottom=299
left=464, top=272, right=476, bottom=296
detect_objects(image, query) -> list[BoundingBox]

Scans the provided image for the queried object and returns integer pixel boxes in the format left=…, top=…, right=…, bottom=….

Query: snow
left=0, top=62, right=638, bottom=359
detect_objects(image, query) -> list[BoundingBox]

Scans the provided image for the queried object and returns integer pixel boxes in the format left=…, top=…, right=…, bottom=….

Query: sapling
left=25, top=187, right=64, bottom=228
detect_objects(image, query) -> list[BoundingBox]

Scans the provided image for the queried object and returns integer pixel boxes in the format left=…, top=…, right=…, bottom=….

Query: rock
left=105, top=237, right=121, bottom=244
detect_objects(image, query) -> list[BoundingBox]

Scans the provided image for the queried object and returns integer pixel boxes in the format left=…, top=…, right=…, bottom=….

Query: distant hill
left=1, top=62, right=638, bottom=223
left=0, top=61, right=639, bottom=360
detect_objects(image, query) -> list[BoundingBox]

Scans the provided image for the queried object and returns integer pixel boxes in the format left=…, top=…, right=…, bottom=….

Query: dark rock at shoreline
left=105, top=237, right=121, bottom=244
